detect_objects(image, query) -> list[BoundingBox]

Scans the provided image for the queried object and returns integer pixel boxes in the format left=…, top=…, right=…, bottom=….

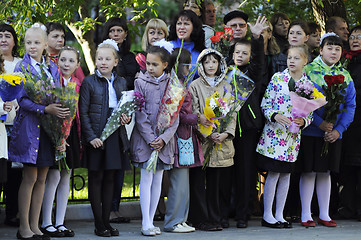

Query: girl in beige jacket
left=188, top=49, right=236, bottom=230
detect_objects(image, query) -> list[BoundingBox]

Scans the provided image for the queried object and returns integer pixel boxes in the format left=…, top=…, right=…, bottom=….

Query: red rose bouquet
left=321, top=74, right=347, bottom=156
left=210, top=27, right=233, bottom=56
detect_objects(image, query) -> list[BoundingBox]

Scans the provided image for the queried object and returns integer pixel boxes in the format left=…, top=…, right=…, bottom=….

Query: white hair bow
left=98, top=39, right=119, bottom=52
left=320, top=32, right=339, bottom=45
left=153, top=39, right=174, bottom=53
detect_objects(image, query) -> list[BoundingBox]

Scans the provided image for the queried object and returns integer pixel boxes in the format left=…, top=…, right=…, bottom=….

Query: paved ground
left=1, top=216, right=361, bottom=240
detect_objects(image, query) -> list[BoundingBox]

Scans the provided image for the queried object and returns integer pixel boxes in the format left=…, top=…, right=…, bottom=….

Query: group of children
left=0, top=11, right=358, bottom=240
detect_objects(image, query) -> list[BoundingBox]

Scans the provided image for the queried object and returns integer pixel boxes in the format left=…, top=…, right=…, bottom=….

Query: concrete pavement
left=1, top=214, right=361, bottom=240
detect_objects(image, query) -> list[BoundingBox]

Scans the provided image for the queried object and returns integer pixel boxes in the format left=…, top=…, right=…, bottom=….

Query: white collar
left=320, top=57, right=335, bottom=68
left=30, top=56, right=46, bottom=67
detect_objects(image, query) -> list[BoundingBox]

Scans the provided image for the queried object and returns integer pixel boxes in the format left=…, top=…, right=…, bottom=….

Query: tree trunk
left=66, top=23, right=96, bottom=74
left=66, top=1, right=96, bottom=74
left=311, top=0, right=347, bottom=31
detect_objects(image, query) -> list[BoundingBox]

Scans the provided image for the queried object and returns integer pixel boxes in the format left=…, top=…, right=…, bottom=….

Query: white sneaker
left=181, top=222, right=195, bottom=232
left=171, top=224, right=191, bottom=233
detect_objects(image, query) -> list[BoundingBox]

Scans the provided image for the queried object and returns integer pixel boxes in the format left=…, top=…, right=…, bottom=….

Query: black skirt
left=0, top=158, right=7, bottom=182
left=50, top=121, right=81, bottom=170
left=85, top=109, right=131, bottom=171
left=297, top=135, right=342, bottom=173
left=257, top=153, right=296, bottom=173
left=25, top=127, right=55, bottom=167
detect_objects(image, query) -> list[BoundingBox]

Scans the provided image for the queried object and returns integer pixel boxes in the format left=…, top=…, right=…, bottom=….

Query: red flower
left=334, top=74, right=345, bottom=84
left=324, top=74, right=345, bottom=88
left=210, top=35, right=220, bottom=43
left=165, top=98, right=172, bottom=104
left=215, top=31, right=224, bottom=38
left=224, top=27, right=233, bottom=36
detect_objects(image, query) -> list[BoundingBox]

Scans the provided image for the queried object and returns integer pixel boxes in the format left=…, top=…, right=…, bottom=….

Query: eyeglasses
left=350, top=35, right=361, bottom=40
left=230, top=23, right=247, bottom=29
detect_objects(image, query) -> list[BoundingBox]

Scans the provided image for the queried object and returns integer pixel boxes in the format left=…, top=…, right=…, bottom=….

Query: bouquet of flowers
left=287, top=78, right=327, bottom=141
left=100, top=90, right=145, bottom=142
left=321, top=74, right=348, bottom=156
left=22, top=67, right=79, bottom=171
left=0, top=73, right=26, bottom=121
left=146, top=69, right=187, bottom=173
left=199, top=90, right=232, bottom=136
left=202, top=67, right=255, bottom=169
left=210, top=27, right=233, bottom=56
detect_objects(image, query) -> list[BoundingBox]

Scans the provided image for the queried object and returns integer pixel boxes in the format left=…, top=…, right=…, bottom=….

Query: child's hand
left=293, top=117, right=305, bottom=127
left=3, top=101, right=13, bottom=112
left=150, top=137, right=165, bottom=151
left=90, top=138, right=103, bottom=149
left=319, top=121, right=333, bottom=133
left=56, top=141, right=68, bottom=152
left=214, top=133, right=228, bottom=144
left=45, top=103, right=70, bottom=119
left=274, top=114, right=291, bottom=127
left=199, top=114, right=212, bottom=128
left=120, top=114, right=131, bottom=125
left=324, top=129, right=340, bottom=143
left=248, top=16, right=268, bottom=39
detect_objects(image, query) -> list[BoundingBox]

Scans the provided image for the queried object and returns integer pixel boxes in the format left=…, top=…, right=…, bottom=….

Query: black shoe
left=55, top=225, right=75, bottom=237
left=16, top=231, right=36, bottom=240
left=214, top=224, right=223, bottom=231
left=194, top=222, right=218, bottom=231
left=153, top=214, right=164, bottom=221
left=5, top=217, right=20, bottom=227
left=220, top=219, right=229, bottom=228
left=94, top=229, right=111, bottom=237
left=108, top=228, right=119, bottom=236
left=236, top=220, right=248, bottom=228
left=290, top=216, right=300, bottom=223
left=41, top=225, right=65, bottom=237
left=282, top=221, right=293, bottom=228
left=261, top=219, right=283, bottom=228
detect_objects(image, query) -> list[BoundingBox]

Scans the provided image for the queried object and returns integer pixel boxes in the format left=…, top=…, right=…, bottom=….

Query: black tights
left=88, top=170, right=115, bottom=231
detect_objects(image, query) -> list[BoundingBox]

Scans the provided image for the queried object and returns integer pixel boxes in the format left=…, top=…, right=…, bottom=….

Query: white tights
left=300, top=171, right=331, bottom=222
left=41, top=169, right=71, bottom=231
left=139, top=168, right=164, bottom=230
left=263, top=171, right=291, bottom=223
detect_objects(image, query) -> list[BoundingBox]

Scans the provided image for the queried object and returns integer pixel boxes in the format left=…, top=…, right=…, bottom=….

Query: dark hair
left=201, top=52, right=221, bottom=76
left=102, top=17, right=130, bottom=55
left=325, top=16, right=347, bottom=32
left=59, top=45, right=81, bottom=63
left=308, top=22, right=321, bottom=34
left=183, top=0, right=206, bottom=21
left=147, top=45, right=171, bottom=72
left=270, top=12, right=290, bottom=29
left=45, top=22, right=66, bottom=35
left=0, top=51, right=4, bottom=74
left=234, top=38, right=251, bottom=48
left=320, top=35, right=343, bottom=49
left=289, top=20, right=310, bottom=36
left=169, top=47, right=192, bottom=79
left=168, top=10, right=205, bottom=53
left=0, top=23, right=18, bottom=57
left=350, top=25, right=361, bottom=35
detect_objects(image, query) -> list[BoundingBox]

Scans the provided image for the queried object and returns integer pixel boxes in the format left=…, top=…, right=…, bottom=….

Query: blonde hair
left=265, top=21, right=280, bottom=55
left=25, top=23, right=51, bottom=67
left=141, top=18, right=169, bottom=52
left=288, top=44, right=309, bottom=60
left=96, top=43, right=119, bottom=59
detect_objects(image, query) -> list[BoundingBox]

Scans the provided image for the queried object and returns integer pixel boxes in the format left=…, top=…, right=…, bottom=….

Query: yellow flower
left=312, top=88, right=325, bottom=99
left=0, top=73, right=26, bottom=86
